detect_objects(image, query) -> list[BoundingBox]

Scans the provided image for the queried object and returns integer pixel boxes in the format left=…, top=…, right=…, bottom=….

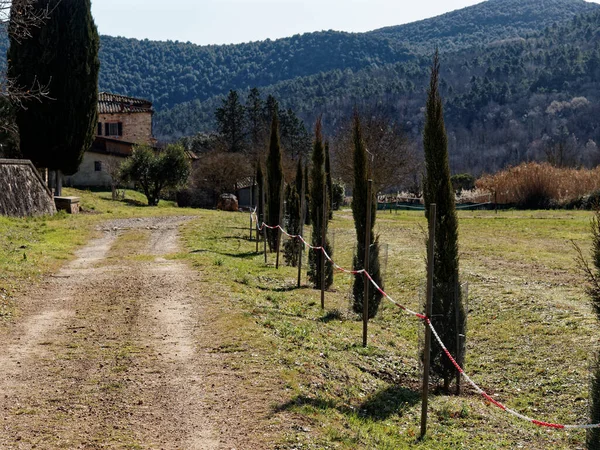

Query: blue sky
left=91, top=0, right=600, bottom=46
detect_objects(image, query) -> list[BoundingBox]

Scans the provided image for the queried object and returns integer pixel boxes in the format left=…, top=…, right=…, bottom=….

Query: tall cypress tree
left=8, top=0, right=100, bottom=195
left=422, top=50, right=466, bottom=392
left=351, top=112, right=383, bottom=318
left=575, top=209, right=600, bottom=446
left=266, top=110, right=284, bottom=251
left=308, top=117, right=333, bottom=290
left=325, top=141, right=334, bottom=220
left=283, top=183, right=301, bottom=266
left=304, top=161, right=311, bottom=226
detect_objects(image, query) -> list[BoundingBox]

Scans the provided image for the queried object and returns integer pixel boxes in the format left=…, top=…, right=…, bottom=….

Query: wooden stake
left=455, top=275, right=461, bottom=396
left=262, top=188, right=267, bottom=264
left=420, top=203, right=436, bottom=439
left=297, top=179, right=306, bottom=288
left=363, top=179, right=373, bottom=347
left=320, top=186, right=327, bottom=309
left=276, top=182, right=284, bottom=269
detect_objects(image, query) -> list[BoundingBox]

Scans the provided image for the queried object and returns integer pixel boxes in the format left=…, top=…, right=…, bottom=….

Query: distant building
left=65, top=92, right=156, bottom=188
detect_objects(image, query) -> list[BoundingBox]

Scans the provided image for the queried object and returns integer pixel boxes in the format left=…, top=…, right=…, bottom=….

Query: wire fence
left=251, top=210, right=600, bottom=430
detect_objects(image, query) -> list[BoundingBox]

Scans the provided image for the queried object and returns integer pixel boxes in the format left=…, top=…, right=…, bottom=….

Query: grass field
left=180, top=207, right=596, bottom=449
left=1, top=190, right=597, bottom=448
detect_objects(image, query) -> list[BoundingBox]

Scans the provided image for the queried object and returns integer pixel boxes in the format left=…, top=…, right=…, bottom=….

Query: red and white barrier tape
left=250, top=214, right=597, bottom=429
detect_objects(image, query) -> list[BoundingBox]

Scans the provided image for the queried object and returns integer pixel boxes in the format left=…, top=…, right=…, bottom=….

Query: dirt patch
left=0, top=216, right=292, bottom=449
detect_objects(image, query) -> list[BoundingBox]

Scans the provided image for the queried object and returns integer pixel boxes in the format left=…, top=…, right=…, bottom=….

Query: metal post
left=320, top=183, right=327, bottom=309
left=420, top=203, right=436, bottom=439
left=297, top=180, right=306, bottom=288
left=363, top=179, right=373, bottom=347
left=250, top=176, right=255, bottom=241
left=250, top=214, right=253, bottom=241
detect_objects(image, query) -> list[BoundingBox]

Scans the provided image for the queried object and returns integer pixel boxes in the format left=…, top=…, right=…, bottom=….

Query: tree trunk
left=54, top=169, right=62, bottom=197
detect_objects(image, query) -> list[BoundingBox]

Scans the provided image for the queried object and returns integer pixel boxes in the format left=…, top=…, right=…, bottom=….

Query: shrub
left=477, top=162, right=600, bottom=209
left=120, top=144, right=190, bottom=206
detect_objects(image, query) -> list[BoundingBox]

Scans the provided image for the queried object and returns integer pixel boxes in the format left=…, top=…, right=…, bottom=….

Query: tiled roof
left=98, top=92, right=153, bottom=114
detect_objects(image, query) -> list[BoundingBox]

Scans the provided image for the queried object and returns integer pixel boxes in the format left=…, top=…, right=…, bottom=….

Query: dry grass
left=476, top=163, right=600, bottom=207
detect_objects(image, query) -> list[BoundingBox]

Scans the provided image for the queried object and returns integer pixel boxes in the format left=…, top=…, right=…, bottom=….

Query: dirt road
left=0, top=217, right=289, bottom=449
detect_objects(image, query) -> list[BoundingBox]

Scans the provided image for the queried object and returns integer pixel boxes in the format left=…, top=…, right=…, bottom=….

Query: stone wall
left=98, top=111, right=153, bottom=145
left=0, top=159, right=56, bottom=217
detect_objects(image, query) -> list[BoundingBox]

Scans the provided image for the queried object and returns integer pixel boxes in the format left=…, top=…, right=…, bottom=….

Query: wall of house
left=99, top=112, right=153, bottom=144
left=64, top=152, right=126, bottom=188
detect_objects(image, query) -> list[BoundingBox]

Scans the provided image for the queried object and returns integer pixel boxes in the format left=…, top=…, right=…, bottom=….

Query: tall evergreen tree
left=325, top=141, right=334, bottom=220
left=8, top=0, right=100, bottom=195
left=283, top=183, right=301, bottom=266
left=422, top=50, right=466, bottom=392
left=295, top=157, right=304, bottom=199
left=308, top=117, right=333, bottom=289
left=266, top=110, right=284, bottom=251
left=215, top=90, right=246, bottom=153
left=304, top=161, right=311, bottom=226
left=351, top=112, right=383, bottom=318
left=246, top=87, right=265, bottom=158
left=577, top=209, right=600, bottom=447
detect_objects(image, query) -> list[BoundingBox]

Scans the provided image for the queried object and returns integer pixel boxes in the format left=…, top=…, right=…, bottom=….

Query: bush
left=120, top=144, right=190, bottom=206
left=477, top=163, right=600, bottom=209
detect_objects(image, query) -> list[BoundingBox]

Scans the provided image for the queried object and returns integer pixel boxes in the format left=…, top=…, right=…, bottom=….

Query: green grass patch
left=181, top=207, right=595, bottom=449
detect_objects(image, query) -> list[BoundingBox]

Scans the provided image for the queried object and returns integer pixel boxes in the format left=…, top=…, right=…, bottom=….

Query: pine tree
left=246, top=87, right=265, bottom=159
left=325, top=141, right=334, bottom=220
left=266, top=110, right=284, bottom=252
left=215, top=90, right=246, bottom=153
left=351, top=112, right=383, bottom=318
left=422, top=50, right=466, bottom=392
left=8, top=0, right=100, bottom=195
left=308, top=117, right=333, bottom=290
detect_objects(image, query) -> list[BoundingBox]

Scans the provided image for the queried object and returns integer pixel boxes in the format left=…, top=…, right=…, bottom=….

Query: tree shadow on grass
left=318, top=309, right=344, bottom=323
left=358, top=385, right=420, bottom=420
left=188, top=249, right=259, bottom=260
left=120, top=198, right=148, bottom=207
left=275, top=384, right=420, bottom=422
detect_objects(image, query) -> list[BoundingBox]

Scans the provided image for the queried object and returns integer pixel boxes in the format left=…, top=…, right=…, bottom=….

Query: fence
left=251, top=209, right=599, bottom=431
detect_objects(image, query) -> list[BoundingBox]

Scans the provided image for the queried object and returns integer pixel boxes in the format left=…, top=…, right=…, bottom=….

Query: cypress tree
left=266, top=110, right=284, bottom=252
left=283, top=183, right=301, bottom=266
left=576, top=209, right=600, bottom=446
left=308, top=117, right=333, bottom=290
left=8, top=0, right=100, bottom=195
left=215, top=90, right=247, bottom=153
left=325, top=141, right=334, bottom=220
left=304, top=161, right=311, bottom=226
left=422, top=50, right=466, bottom=392
left=351, top=112, right=383, bottom=318
left=295, top=157, right=304, bottom=199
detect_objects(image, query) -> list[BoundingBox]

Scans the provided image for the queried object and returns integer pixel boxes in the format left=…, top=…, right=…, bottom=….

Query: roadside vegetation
left=2, top=189, right=598, bottom=448
left=180, top=207, right=596, bottom=449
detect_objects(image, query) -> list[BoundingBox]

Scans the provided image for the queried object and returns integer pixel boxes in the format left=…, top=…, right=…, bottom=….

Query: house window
left=97, top=122, right=102, bottom=135
left=94, top=161, right=102, bottom=172
left=104, top=122, right=123, bottom=137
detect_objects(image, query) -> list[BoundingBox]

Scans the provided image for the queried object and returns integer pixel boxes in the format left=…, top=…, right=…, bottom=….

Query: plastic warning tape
left=249, top=216, right=598, bottom=429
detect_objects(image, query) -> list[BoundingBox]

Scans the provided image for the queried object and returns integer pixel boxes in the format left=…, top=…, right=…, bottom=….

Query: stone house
left=65, top=92, right=156, bottom=187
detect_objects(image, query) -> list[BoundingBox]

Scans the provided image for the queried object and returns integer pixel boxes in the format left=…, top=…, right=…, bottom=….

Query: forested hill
left=96, top=0, right=598, bottom=110
left=372, top=0, right=600, bottom=52
left=156, top=10, right=600, bottom=175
